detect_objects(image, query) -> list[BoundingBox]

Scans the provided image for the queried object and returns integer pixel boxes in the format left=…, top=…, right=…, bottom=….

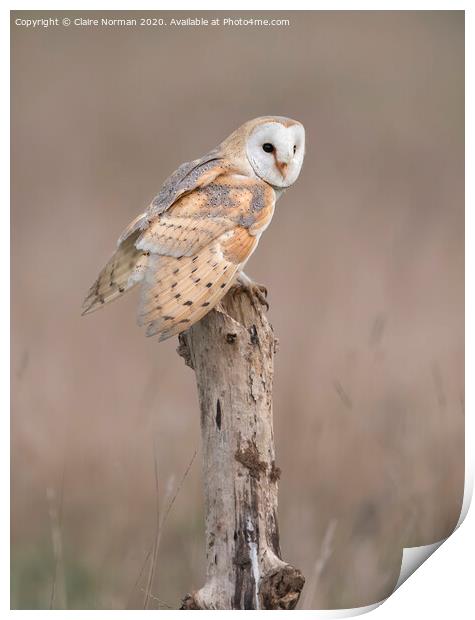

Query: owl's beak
left=276, top=160, right=289, bottom=178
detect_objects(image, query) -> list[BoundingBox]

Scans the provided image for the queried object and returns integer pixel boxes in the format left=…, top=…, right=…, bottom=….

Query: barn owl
left=82, top=116, right=305, bottom=341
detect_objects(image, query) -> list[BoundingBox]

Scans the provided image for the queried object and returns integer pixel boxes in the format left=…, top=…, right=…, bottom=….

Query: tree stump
left=177, top=286, right=305, bottom=610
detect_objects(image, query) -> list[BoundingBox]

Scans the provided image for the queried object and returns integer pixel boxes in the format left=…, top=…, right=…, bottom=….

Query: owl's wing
left=82, top=153, right=230, bottom=315
left=137, top=175, right=275, bottom=340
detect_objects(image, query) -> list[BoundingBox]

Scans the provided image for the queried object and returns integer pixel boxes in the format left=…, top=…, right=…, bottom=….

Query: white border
left=5, top=2, right=470, bottom=617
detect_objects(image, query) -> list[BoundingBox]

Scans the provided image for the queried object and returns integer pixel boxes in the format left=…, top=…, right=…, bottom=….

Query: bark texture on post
left=177, top=287, right=304, bottom=610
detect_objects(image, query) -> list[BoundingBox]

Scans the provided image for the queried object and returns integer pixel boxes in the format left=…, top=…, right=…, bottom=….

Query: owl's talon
left=257, top=284, right=268, bottom=298
left=230, top=284, right=240, bottom=299
left=233, top=282, right=269, bottom=310
left=253, top=285, right=269, bottom=309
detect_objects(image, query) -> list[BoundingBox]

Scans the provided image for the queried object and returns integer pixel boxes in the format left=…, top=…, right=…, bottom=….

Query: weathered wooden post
left=177, top=287, right=304, bottom=610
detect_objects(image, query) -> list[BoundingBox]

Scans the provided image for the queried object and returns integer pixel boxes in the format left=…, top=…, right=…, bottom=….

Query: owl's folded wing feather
left=81, top=222, right=148, bottom=315
left=136, top=215, right=232, bottom=258
left=139, top=226, right=257, bottom=341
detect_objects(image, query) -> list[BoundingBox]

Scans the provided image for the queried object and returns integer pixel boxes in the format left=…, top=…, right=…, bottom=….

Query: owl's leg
left=234, top=271, right=269, bottom=309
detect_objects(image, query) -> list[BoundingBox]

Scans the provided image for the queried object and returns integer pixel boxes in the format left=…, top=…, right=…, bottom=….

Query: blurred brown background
left=11, top=10, right=464, bottom=610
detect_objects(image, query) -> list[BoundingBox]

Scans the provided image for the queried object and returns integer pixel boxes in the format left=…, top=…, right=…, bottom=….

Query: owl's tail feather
left=81, top=227, right=148, bottom=316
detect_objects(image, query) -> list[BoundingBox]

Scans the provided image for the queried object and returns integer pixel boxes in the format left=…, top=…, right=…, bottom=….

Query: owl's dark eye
left=293, top=145, right=297, bottom=154
left=262, top=143, right=274, bottom=153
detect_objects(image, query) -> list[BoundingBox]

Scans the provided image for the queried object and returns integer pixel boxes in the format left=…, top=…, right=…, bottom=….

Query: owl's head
left=243, top=116, right=305, bottom=188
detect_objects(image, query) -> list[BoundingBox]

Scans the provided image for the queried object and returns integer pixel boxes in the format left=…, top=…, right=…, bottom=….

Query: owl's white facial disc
left=246, top=121, right=305, bottom=188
